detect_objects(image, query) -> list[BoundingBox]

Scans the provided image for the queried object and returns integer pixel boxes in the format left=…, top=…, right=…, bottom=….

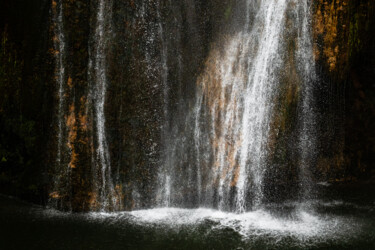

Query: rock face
left=0, top=0, right=374, bottom=211
left=312, top=0, right=375, bottom=182
left=0, top=0, right=53, bottom=204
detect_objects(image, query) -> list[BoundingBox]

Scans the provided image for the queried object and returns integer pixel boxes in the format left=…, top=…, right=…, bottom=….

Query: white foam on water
left=83, top=206, right=359, bottom=241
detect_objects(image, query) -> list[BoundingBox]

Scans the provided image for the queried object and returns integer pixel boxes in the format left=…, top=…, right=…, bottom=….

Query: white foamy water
left=3, top=195, right=372, bottom=249
left=79, top=206, right=360, bottom=242
left=128, top=208, right=337, bottom=236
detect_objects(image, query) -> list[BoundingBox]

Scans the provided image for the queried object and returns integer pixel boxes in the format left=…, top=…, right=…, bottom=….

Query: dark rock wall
left=313, top=0, right=375, bottom=182
left=0, top=0, right=53, bottom=203
left=60, top=0, right=92, bottom=211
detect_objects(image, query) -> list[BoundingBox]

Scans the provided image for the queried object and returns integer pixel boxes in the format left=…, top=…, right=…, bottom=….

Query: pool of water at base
left=0, top=192, right=374, bottom=250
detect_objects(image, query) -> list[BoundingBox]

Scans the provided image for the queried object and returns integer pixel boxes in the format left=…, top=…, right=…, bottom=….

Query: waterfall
left=235, top=0, right=288, bottom=212
left=162, top=0, right=317, bottom=212
left=192, top=0, right=288, bottom=212
left=156, top=0, right=202, bottom=208
left=296, top=0, right=317, bottom=203
left=54, top=0, right=66, bottom=173
left=50, top=0, right=71, bottom=210
left=49, top=0, right=317, bottom=212
left=157, top=0, right=172, bottom=207
left=88, top=0, right=117, bottom=211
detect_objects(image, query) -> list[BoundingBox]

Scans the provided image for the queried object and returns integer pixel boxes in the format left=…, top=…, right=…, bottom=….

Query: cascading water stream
left=193, top=0, right=289, bottom=212
left=296, top=0, right=317, bottom=204
left=50, top=0, right=72, bottom=210
left=235, top=0, right=288, bottom=212
left=54, top=0, right=66, bottom=171
left=157, top=1, right=172, bottom=207
left=88, top=0, right=117, bottom=210
left=156, top=0, right=203, bottom=208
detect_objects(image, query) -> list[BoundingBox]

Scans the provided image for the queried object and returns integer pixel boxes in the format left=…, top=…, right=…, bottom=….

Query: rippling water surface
left=1, top=193, right=374, bottom=249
